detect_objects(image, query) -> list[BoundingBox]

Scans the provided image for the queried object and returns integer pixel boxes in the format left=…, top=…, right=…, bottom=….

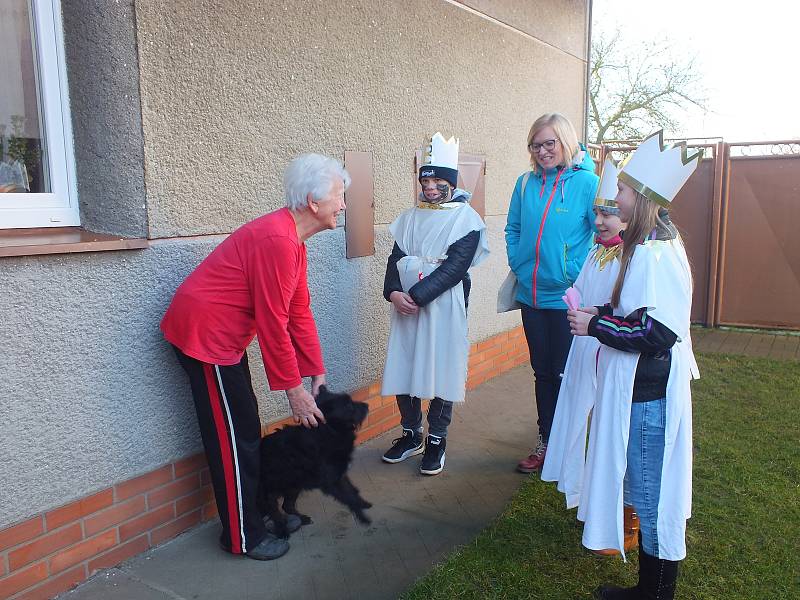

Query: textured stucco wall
left=456, top=0, right=589, bottom=60
left=134, top=0, right=587, bottom=236
left=61, top=0, right=148, bottom=238
left=2, top=0, right=588, bottom=527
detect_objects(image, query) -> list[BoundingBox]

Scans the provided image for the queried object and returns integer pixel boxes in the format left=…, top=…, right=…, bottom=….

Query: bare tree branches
left=589, top=30, right=707, bottom=143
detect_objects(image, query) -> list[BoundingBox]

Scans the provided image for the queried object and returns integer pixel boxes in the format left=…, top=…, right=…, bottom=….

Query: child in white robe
left=380, top=133, right=489, bottom=475
left=568, top=132, right=701, bottom=600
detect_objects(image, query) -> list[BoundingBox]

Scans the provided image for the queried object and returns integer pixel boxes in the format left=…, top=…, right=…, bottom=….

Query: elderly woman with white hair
left=161, top=153, right=349, bottom=562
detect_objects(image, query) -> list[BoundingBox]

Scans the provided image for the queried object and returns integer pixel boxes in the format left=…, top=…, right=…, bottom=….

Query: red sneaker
left=517, top=435, right=547, bottom=473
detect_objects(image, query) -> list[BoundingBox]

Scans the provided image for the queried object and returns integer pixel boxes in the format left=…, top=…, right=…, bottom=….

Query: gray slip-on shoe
left=245, top=534, right=290, bottom=561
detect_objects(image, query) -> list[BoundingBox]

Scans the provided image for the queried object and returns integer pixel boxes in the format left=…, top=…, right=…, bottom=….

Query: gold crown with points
left=618, top=130, right=703, bottom=208
left=594, top=157, right=620, bottom=213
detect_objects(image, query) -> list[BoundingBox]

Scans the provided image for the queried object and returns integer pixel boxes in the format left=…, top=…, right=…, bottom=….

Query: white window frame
left=0, top=0, right=78, bottom=229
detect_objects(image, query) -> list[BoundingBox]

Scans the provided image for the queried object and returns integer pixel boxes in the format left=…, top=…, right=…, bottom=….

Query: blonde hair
left=610, top=192, right=668, bottom=307
left=527, top=113, right=581, bottom=174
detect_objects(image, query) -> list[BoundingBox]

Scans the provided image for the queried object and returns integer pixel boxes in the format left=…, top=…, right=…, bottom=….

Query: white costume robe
left=578, top=238, right=699, bottom=561
left=541, top=242, right=621, bottom=508
left=381, top=202, right=489, bottom=403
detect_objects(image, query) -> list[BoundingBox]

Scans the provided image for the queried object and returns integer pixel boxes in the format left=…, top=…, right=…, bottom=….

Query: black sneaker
left=382, top=428, right=424, bottom=463
left=419, top=435, right=446, bottom=475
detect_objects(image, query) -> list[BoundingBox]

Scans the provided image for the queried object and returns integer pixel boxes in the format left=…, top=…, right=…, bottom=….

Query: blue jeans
left=520, top=306, right=573, bottom=443
left=624, top=397, right=667, bottom=557
left=397, top=395, right=453, bottom=438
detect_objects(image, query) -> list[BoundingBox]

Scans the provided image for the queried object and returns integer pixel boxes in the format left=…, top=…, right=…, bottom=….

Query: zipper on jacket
left=532, top=168, right=563, bottom=307
left=563, top=243, right=569, bottom=280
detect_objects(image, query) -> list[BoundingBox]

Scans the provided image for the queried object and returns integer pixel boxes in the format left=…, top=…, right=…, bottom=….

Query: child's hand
left=567, top=309, right=593, bottom=336
left=578, top=306, right=599, bottom=316
left=390, top=291, right=419, bottom=316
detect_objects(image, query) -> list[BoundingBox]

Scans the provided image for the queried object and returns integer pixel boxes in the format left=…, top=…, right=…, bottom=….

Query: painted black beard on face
left=425, top=183, right=452, bottom=203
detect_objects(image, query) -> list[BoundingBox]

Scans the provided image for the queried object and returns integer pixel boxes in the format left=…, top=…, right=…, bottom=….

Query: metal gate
left=588, top=139, right=800, bottom=330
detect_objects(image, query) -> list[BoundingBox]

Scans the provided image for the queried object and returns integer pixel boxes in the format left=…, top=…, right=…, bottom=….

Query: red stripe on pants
left=203, top=364, right=243, bottom=554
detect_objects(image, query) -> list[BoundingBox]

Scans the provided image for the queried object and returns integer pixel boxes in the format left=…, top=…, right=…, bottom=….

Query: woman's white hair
left=283, top=153, right=351, bottom=211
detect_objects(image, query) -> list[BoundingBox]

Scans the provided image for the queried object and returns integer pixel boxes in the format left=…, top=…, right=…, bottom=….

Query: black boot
left=638, top=547, right=680, bottom=600
left=594, top=545, right=681, bottom=600
left=592, top=536, right=642, bottom=600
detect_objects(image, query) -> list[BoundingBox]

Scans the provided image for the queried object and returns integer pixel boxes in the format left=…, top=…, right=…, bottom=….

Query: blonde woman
left=505, top=113, right=599, bottom=473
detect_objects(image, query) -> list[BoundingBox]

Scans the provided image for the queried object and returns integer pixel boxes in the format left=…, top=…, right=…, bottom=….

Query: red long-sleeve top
left=161, top=208, right=324, bottom=390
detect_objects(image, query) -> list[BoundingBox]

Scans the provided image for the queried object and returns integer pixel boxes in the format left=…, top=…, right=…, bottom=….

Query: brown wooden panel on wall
left=669, top=158, right=715, bottom=323
left=413, top=150, right=486, bottom=219
left=344, top=151, right=375, bottom=258
left=718, top=155, right=800, bottom=329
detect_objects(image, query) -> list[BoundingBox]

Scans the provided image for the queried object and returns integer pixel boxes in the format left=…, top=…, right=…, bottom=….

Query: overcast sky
left=592, top=0, right=800, bottom=141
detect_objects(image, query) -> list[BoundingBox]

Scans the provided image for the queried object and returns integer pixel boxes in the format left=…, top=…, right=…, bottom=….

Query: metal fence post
left=713, top=142, right=731, bottom=327
left=705, top=141, right=725, bottom=327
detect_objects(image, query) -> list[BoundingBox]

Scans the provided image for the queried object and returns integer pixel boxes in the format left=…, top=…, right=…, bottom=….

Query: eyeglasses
left=528, top=139, right=559, bottom=153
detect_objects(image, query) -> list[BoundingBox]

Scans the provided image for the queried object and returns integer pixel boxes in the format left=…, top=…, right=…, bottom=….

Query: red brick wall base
left=0, top=326, right=528, bottom=599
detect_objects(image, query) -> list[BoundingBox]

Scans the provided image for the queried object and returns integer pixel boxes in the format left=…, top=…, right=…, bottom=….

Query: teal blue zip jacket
left=504, top=146, right=599, bottom=309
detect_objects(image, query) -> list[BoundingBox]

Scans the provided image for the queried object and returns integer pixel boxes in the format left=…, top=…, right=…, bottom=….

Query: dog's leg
left=264, top=492, right=290, bottom=538
left=282, top=489, right=312, bottom=525
left=339, top=475, right=372, bottom=509
left=321, top=478, right=372, bottom=525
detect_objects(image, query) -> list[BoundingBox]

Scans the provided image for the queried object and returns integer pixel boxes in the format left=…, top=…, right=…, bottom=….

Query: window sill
left=0, top=227, right=148, bottom=258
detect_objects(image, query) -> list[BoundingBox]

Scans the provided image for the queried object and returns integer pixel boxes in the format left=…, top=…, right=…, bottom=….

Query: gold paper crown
left=594, top=157, right=620, bottom=212
left=618, top=130, right=703, bottom=208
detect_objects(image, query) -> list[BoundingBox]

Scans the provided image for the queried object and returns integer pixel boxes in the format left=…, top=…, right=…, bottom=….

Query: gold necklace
left=595, top=243, right=622, bottom=270
left=416, top=200, right=455, bottom=210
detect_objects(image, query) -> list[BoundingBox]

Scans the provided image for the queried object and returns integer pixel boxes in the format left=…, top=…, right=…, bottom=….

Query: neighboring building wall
left=1, top=0, right=588, bottom=569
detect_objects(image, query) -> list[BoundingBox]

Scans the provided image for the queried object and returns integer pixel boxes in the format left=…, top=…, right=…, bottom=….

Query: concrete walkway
left=63, top=366, right=538, bottom=600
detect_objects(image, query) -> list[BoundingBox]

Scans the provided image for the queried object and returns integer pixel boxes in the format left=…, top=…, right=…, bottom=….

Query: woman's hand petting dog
left=286, top=385, right=325, bottom=428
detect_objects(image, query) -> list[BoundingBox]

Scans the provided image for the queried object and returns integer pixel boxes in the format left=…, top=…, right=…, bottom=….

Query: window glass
left=0, top=0, right=50, bottom=195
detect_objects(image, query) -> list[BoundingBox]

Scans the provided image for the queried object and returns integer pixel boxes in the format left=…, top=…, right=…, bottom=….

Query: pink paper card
left=562, top=287, right=581, bottom=310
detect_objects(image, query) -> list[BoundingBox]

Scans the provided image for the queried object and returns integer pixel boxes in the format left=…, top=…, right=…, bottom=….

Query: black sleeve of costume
left=408, top=230, right=480, bottom=308
left=383, top=242, right=406, bottom=302
left=595, top=303, right=614, bottom=317
left=588, top=307, right=678, bottom=354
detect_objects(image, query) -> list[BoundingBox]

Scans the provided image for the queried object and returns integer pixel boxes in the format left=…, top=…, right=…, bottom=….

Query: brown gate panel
left=718, top=155, right=800, bottom=329
left=670, top=157, right=715, bottom=323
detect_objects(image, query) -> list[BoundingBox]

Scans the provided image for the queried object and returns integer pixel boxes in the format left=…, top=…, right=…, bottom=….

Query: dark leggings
left=520, top=305, right=573, bottom=443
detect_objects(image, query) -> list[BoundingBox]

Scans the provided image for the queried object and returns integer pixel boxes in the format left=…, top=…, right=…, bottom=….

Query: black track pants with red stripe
left=173, top=346, right=267, bottom=554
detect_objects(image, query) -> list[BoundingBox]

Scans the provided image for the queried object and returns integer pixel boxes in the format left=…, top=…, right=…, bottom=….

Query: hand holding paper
left=562, top=286, right=581, bottom=311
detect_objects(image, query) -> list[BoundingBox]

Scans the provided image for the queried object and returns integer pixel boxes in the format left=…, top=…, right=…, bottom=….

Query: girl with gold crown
left=567, top=132, right=701, bottom=599
left=380, top=133, right=489, bottom=476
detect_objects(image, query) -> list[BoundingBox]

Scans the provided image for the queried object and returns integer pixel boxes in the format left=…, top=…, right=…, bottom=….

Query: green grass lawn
left=402, top=354, right=800, bottom=599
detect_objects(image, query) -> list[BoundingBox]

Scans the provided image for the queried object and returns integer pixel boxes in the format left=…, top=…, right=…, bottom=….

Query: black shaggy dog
left=257, top=386, right=372, bottom=537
